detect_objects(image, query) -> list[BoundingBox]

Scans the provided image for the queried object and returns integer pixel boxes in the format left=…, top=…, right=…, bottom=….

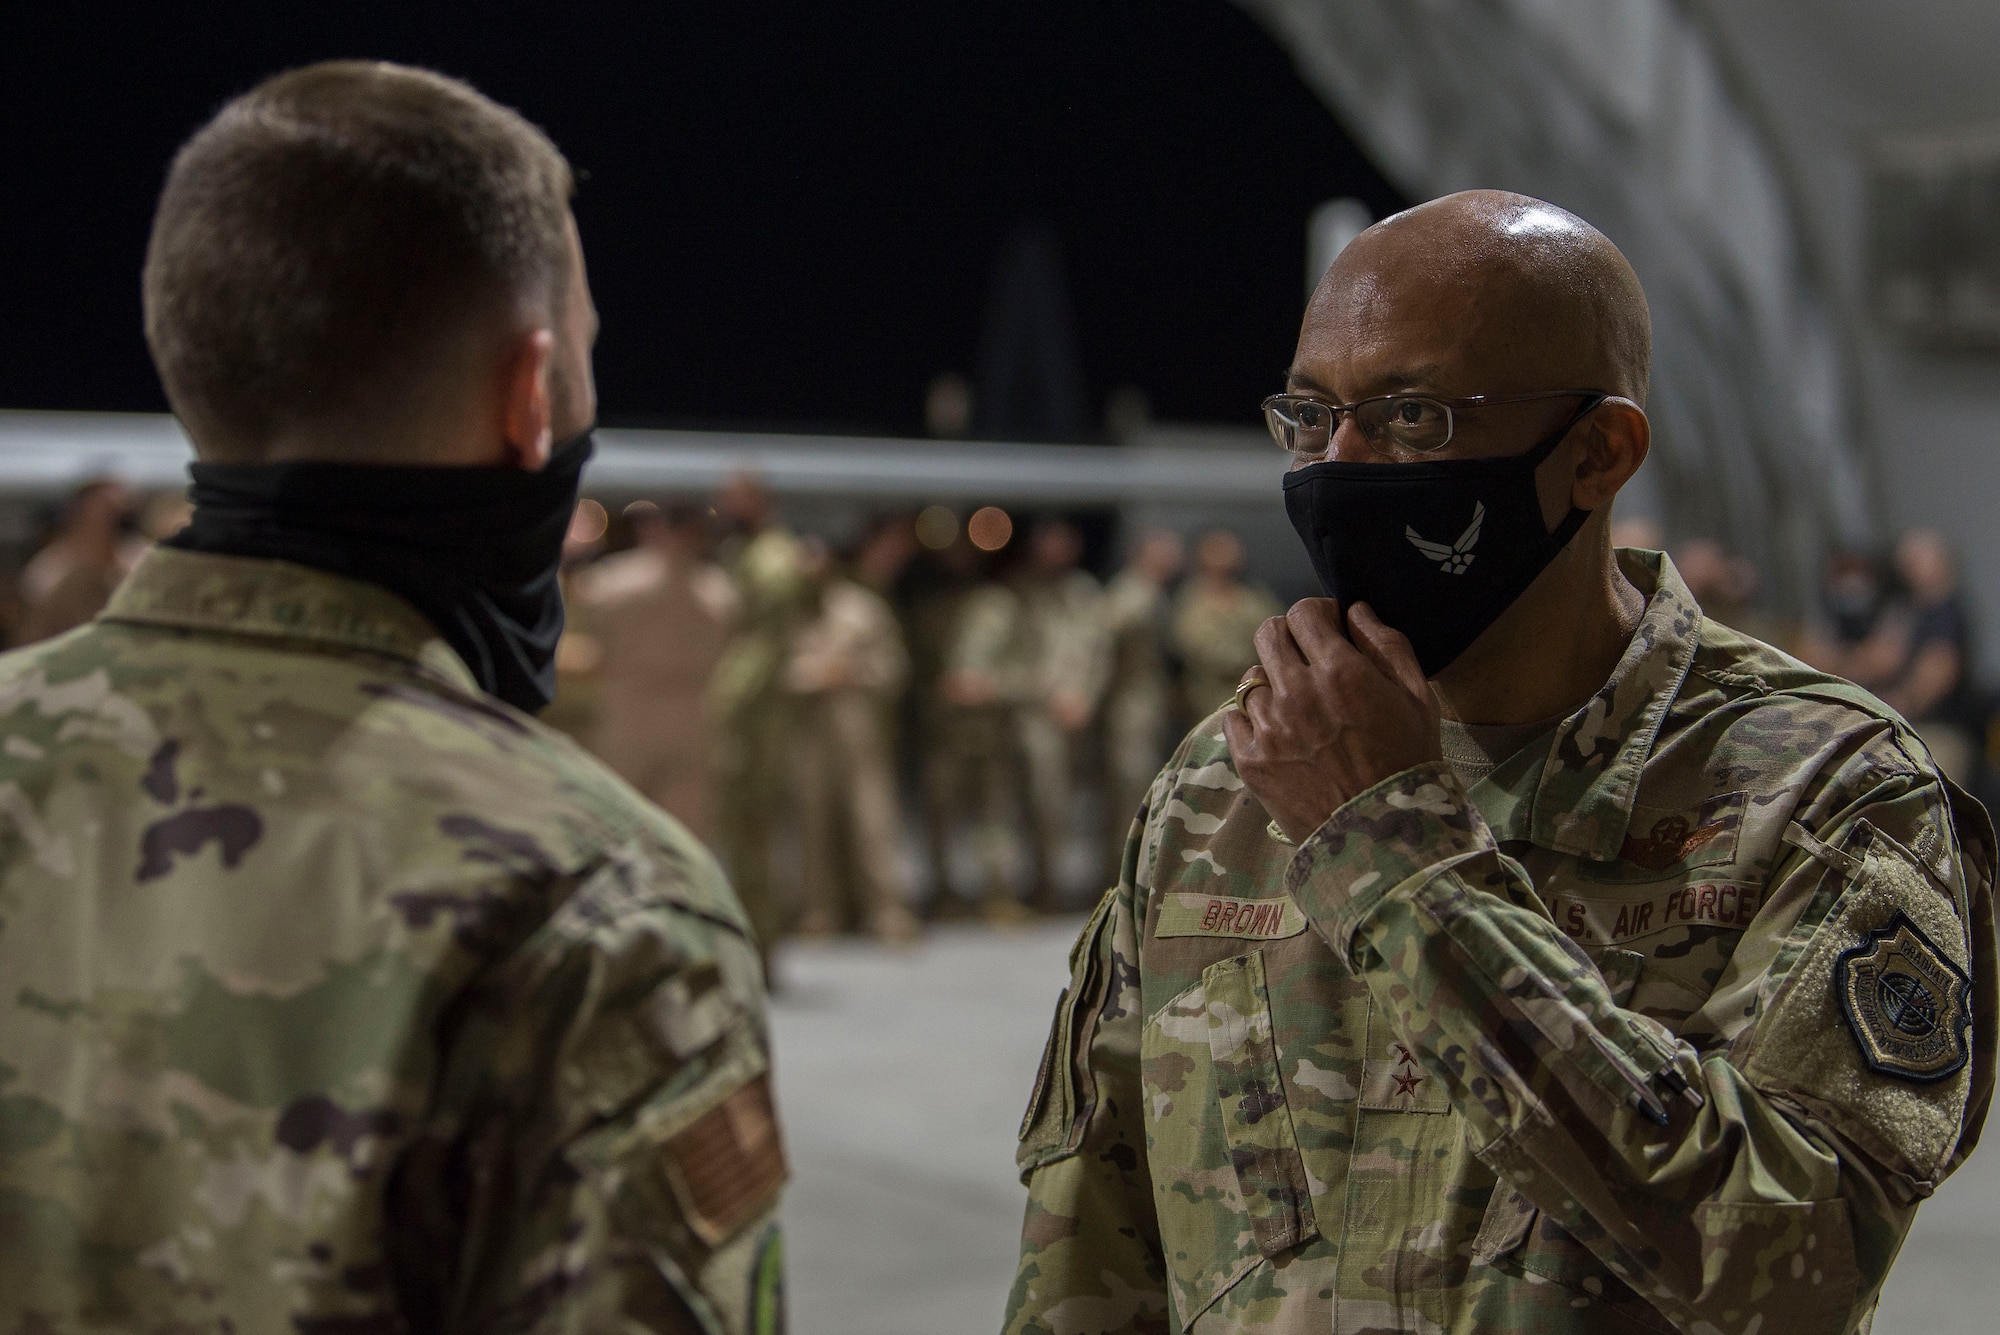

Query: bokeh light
left=569, top=497, right=609, bottom=545
left=915, top=504, right=960, bottom=550
left=967, top=506, right=1013, bottom=552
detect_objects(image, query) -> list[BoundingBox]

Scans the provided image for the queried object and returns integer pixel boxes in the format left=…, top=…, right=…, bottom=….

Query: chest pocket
left=1143, top=949, right=1318, bottom=1323
left=1205, top=952, right=1317, bottom=1254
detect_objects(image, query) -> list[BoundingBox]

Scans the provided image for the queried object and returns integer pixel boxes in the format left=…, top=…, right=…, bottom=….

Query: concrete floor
left=769, top=921, right=2000, bottom=1335
left=769, top=919, right=1077, bottom=1335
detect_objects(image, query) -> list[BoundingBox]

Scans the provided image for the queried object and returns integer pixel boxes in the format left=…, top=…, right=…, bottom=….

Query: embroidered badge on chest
left=1835, top=911, right=1972, bottom=1083
left=1619, top=812, right=1729, bottom=871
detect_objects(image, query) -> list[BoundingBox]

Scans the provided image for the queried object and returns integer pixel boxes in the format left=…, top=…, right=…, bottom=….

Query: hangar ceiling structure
left=1235, top=0, right=1878, bottom=605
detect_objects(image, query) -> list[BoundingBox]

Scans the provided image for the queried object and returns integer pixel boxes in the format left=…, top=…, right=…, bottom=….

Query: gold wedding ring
left=1234, top=674, right=1269, bottom=713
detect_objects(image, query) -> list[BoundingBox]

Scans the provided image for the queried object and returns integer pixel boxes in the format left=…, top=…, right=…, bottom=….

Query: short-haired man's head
left=143, top=62, right=574, bottom=459
left=1309, top=190, right=1652, bottom=406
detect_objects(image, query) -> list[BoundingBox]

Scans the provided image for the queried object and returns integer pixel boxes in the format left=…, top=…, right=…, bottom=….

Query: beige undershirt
left=1437, top=714, right=1567, bottom=788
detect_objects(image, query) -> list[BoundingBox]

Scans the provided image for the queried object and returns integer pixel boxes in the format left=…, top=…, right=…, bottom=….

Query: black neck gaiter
left=165, top=433, right=594, bottom=713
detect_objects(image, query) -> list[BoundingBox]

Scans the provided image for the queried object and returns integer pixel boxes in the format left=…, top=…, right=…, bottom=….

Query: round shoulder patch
left=1835, top=910, right=1973, bottom=1083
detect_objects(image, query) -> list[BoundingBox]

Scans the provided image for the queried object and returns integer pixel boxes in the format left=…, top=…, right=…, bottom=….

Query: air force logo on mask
left=1406, top=501, right=1485, bottom=575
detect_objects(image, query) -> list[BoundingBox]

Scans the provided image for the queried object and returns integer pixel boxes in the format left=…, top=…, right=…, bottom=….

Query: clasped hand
left=1221, top=600, right=1443, bottom=845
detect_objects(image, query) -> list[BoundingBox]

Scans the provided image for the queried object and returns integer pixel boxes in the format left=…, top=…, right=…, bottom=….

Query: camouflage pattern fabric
left=1170, top=579, right=1282, bottom=720
left=947, top=582, right=1034, bottom=704
left=0, top=548, right=785, bottom=1334
left=932, top=583, right=1039, bottom=905
left=786, top=577, right=912, bottom=934
left=709, top=528, right=809, bottom=728
left=1015, top=569, right=1112, bottom=907
left=1008, top=549, right=1996, bottom=1335
left=1020, top=569, right=1111, bottom=716
left=711, top=526, right=812, bottom=959
left=1101, top=570, right=1175, bottom=880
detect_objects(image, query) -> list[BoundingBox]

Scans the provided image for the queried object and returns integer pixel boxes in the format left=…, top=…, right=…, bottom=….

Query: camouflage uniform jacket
left=946, top=582, right=1035, bottom=705
left=1019, top=569, right=1113, bottom=713
left=1102, top=571, right=1171, bottom=702
left=709, top=526, right=808, bottom=730
left=1171, top=579, right=1284, bottom=717
left=1008, top=550, right=1996, bottom=1335
left=0, top=549, right=786, bottom=1335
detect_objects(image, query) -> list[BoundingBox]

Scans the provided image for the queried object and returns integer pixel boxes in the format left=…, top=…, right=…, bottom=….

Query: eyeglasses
left=1262, top=389, right=1606, bottom=459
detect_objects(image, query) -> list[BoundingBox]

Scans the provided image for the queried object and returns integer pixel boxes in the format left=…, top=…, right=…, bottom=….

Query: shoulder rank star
left=1835, top=911, right=1973, bottom=1082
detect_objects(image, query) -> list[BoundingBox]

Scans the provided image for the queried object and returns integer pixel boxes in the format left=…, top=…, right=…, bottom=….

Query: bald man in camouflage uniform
left=1007, top=193, right=1993, bottom=1334
left=1, top=64, right=782, bottom=1334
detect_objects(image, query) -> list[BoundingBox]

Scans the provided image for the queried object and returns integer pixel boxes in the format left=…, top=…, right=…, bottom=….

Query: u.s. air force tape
left=1155, top=892, right=1308, bottom=941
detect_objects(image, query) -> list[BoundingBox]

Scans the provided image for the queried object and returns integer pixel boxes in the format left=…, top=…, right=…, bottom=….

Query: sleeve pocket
left=1016, top=889, right=1116, bottom=1176
left=1745, top=837, right=1976, bottom=1184
left=1689, top=1198, right=1858, bottom=1332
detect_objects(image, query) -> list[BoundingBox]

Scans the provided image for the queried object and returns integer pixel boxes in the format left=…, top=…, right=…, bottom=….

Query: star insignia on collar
left=1392, top=1070, right=1424, bottom=1098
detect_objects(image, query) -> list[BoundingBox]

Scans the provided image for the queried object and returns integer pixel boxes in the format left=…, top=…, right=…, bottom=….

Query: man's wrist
left=1282, top=761, right=1494, bottom=963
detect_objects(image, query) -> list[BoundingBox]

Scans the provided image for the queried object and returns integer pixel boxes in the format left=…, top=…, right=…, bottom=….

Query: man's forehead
left=1293, top=255, right=1582, bottom=395
left=1291, top=281, right=1493, bottom=394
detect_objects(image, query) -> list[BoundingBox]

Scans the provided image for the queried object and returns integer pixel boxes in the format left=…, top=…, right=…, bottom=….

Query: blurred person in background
left=1100, top=527, right=1184, bottom=880
left=1608, top=514, right=1664, bottom=552
left=709, top=471, right=811, bottom=971
left=1801, top=549, right=1895, bottom=677
left=13, top=478, right=136, bottom=645
left=936, top=544, right=1038, bottom=921
left=1671, top=535, right=1788, bottom=648
left=538, top=496, right=610, bottom=740
left=1878, top=529, right=1977, bottom=782
left=1172, top=526, right=1281, bottom=718
left=787, top=517, right=920, bottom=943
left=1014, top=518, right=1111, bottom=910
left=578, top=500, right=738, bottom=837
left=136, top=488, right=194, bottom=544
left=0, top=63, right=782, bottom=1331
left=914, top=532, right=1008, bottom=917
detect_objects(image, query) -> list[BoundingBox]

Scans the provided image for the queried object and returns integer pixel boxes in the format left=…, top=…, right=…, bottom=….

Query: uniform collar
left=100, top=546, right=480, bottom=693
left=1470, top=549, right=1703, bottom=861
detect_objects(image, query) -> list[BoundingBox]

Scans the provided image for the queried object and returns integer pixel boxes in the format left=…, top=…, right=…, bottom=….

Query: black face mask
left=1823, top=576, right=1884, bottom=644
left=1281, top=399, right=1602, bottom=676
left=166, top=432, right=594, bottom=713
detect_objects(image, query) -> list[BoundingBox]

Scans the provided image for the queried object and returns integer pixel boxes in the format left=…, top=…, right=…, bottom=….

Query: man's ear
left=498, top=328, right=557, bottom=471
left=1572, top=398, right=1649, bottom=509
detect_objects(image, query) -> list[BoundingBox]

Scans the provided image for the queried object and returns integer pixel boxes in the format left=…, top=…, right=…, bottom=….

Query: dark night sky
left=0, top=3, right=1403, bottom=437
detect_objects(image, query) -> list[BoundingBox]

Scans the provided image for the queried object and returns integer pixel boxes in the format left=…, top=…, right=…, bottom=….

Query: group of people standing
left=2, top=480, right=191, bottom=648
left=0, top=56, right=1989, bottom=1333
left=1644, top=522, right=1985, bottom=788
left=546, top=475, right=1284, bottom=954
